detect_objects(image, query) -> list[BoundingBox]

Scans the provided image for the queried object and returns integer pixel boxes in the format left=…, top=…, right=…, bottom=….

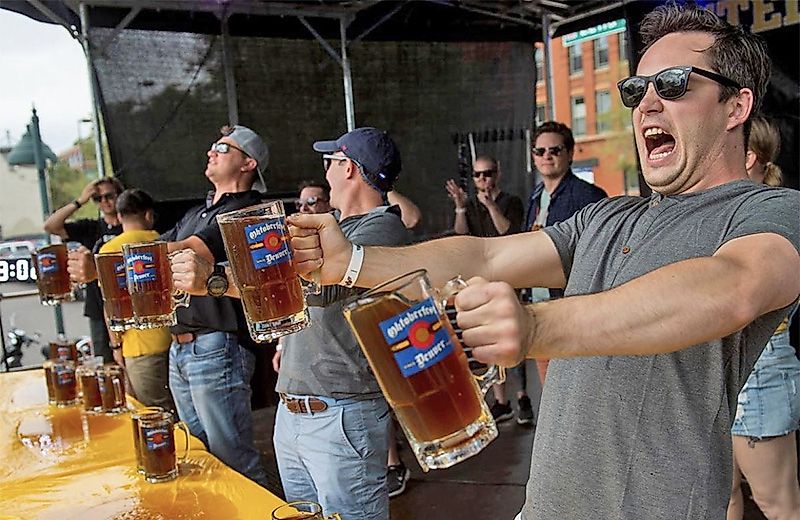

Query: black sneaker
left=516, top=396, right=535, bottom=426
left=490, top=401, right=514, bottom=423
left=387, top=463, right=410, bottom=498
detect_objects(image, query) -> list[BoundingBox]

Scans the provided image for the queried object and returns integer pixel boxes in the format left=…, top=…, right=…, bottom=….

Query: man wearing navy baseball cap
left=273, top=127, right=409, bottom=519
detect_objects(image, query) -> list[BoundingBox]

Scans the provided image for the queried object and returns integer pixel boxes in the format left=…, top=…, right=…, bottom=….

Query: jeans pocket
left=338, top=406, right=369, bottom=460
left=191, top=333, right=228, bottom=359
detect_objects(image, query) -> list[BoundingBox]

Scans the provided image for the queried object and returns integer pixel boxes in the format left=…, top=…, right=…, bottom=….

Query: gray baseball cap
left=228, top=125, right=269, bottom=189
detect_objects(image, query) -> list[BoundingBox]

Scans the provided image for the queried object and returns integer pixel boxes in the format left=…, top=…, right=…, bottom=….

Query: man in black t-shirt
left=45, top=177, right=123, bottom=363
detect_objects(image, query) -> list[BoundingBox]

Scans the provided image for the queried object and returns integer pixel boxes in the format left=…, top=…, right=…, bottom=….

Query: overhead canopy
left=1, top=1, right=615, bottom=42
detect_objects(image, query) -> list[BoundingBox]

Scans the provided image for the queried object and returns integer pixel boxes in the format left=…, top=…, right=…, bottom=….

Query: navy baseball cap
left=313, top=127, right=401, bottom=193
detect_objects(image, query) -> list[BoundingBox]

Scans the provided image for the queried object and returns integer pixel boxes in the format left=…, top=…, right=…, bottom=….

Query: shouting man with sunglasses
left=45, top=177, right=124, bottom=363
left=286, top=4, right=799, bottom=519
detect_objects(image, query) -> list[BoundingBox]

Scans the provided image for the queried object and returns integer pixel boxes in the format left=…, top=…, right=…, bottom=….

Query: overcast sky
left=0, top=8, right=92, bottom=154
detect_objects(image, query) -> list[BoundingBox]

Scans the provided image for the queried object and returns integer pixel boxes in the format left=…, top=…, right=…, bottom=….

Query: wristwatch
left=206, top=264, right=229, bottom=297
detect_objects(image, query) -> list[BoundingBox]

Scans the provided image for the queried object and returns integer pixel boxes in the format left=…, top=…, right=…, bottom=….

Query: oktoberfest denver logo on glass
left=144, top=425, right=172, bottom=451
left=114, top=261, right=127, bottom=289
left=126, top=253, right=157, bottom=284
left=38, top=253, right=59, bottom=274
left=245, top=218, right=291, bottom=269
left=380, top=297, right=454, bottom=378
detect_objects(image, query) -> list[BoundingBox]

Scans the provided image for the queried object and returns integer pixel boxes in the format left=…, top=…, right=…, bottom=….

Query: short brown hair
left=639, top=2, right=771, bottom=143
left=298, top=180, right=330, bottom=199
left=97, top=177, right=124, bottom=195
left=532, top=121, right=575, bottom=152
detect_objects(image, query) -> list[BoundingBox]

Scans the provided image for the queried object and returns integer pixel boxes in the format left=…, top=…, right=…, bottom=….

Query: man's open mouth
left=644, top=127, right=676, bottom=161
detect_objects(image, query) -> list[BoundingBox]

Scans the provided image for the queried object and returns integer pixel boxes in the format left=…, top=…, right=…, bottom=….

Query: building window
left=568, top=44, right=583, bottom=75
left=535, top=104, right=546, bottom=126
left=594, top=36, right=609, bottom=69
left=571, top=96, right=586, bottom=136
left=618, top=32, right=628, bottom=62
left=535, top=46, right=544, bottom=84
left=595, top=90, right=612, bottom=133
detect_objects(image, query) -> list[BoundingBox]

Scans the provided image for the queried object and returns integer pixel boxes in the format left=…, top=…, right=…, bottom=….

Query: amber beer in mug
left=76, top=357, right=104, bottom=413
left=95, top=252, right=136, bottom=331
left=97, top=364, right=126, bottom=413
left=135, top=410, right=189, bottom=483
left=131, top=407, right=164, bottom=474
left=48, top=338, right=78, bottom=361
left=123, top=241, right=189, bottom=329
left=45, top=359, right=79, bottom=407
left=343, top=270, right=503, bottom=471
left=32, top=244, right=74, bottom=305
left=217, top=201, right=318, bottom=342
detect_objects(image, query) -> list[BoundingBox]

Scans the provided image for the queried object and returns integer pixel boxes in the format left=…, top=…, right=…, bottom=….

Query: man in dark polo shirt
left=46, top=177, right=124, bottom=363
left=161, top=124, right=268, bottom=486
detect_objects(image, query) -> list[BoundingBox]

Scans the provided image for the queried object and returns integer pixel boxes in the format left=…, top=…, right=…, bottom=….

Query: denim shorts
left=731, top=330, right=800, bottom=439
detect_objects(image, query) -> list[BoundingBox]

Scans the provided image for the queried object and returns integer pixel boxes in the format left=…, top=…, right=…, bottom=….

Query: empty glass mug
left=343, top=270, right=503, bottom=471
left=135, top=410, right=190, bottom=483
left=271, top=501, right=341, bottom=520
left=123, top=241, right=190, bottom=329
left=217, top=200, right=319, bottom=342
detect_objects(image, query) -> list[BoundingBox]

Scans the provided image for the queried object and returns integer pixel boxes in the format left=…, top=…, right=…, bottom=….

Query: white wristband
left=339, top=243, right=364, bottom=288
left=455, top=208, right=467, bottom=214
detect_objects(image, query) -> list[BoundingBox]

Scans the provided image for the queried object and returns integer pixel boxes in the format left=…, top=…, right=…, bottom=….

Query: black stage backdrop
left=90, top=27, right=535, bottom=235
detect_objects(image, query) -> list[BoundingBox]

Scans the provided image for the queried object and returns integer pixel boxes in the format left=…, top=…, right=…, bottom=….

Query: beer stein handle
left=111, top=373, right=125, bottom=407
left=440, top=276, right=506, bottom=395
left=301, top=269, right=321, bottom=296
left=172, top=289, right=191, bottom=308
left=174, top=420, right=190, bottom=462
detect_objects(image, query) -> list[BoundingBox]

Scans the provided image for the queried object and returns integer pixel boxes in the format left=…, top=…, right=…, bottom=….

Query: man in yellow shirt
left=99, top=189, right=174, bottom=411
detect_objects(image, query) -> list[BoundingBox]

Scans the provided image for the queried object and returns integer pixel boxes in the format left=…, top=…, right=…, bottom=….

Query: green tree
left=46, top=136, right=107, bottom=220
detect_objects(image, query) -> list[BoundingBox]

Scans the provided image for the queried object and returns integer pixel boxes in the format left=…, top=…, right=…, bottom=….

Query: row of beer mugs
left=92, top=200, right=317, bottom=341
left=96, top=241, right=190, bottom=331
left=43, top=356, right=126, bottom=412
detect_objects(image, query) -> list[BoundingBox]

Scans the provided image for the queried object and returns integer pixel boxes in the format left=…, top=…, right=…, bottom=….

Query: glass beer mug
left=97, top=364, right=127, bottom=414
left=44, top=359, right=79, bottom=407
left=32, top=243, right=75, bottom=305
left=131, top=407, right=165, bottom=474
left=135, top=410, right=190, bottom=483
left=216, top=200, right=319, bottom=342
left=123, top=241, right=190, bottom=329
left=271, top=501, right=341, bottom=520
left=95, top=251, right=136, bottom=331
left=343, top=270, right=503, bottom=471
left=76, top=356, right=104, bottom=413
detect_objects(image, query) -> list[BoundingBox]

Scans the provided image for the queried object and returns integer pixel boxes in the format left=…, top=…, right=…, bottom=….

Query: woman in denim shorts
left=727, top=117, right=800, bottom=519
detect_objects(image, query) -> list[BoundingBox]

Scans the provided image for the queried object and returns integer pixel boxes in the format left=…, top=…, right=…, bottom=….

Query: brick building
left=535, top=27, right=639, bottom=197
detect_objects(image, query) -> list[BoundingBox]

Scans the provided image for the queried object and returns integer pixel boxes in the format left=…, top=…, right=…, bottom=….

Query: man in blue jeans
left=274, top=128, right=409, bottom=520
left=161, top=124, right=268, bottom=486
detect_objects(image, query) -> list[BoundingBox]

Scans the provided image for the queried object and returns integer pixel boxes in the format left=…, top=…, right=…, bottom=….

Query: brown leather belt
left=171, top=332, right=197, bottom=344
left=280, top=393, right=328, bottom=414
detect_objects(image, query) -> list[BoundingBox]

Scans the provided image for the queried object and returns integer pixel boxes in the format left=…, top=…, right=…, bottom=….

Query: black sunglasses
left=617, top=66, right=741, bottom=109
left=295, top=196, right=328, bottom=210
left=532, top=145, right=565, bottom=157
left=472, top=168, right=496, bottom=178
left=210, top=142, right=249, bottom=156
left=92, top=193, right=116, bottom=203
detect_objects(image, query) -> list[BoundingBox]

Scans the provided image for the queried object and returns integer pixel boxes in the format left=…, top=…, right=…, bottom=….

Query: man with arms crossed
left=287, top=5, right=800, bottom=519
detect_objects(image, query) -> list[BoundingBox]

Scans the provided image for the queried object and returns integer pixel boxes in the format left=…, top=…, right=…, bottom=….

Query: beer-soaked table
left=0, top=369, right=285, bottom=519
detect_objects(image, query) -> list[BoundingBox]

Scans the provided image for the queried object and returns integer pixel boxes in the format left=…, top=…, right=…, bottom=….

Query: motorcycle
left=2, top=315, right=42, bottom=371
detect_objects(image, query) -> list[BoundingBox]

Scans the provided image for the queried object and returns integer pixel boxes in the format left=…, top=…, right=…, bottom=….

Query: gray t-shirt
left=523, top=180, right=800, bottom=520
left=276, top=206, right=410, bottom=399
